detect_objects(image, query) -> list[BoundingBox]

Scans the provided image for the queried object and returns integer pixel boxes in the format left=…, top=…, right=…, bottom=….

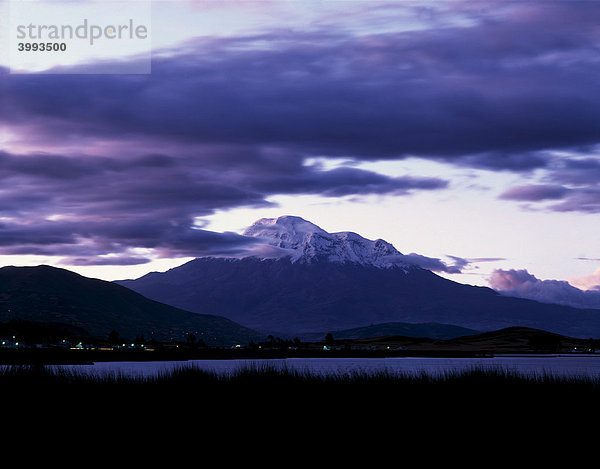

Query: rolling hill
left=0, top=265, right=264, bottom=346
left=329, top=327, right=596, bottom=354
left=296, top=322, right=481, bottom=342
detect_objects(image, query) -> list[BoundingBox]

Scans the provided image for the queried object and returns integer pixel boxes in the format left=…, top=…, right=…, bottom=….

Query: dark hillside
left=0, top=265, right=263, bottom=345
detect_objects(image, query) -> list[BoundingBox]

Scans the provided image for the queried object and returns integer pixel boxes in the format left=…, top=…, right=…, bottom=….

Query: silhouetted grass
left=3, top=361, right=600, bottom=393
left=4, top=362, right=600, bottom=428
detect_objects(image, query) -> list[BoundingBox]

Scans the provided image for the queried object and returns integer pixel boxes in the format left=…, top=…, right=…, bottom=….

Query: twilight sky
left=0, top=0, right=599, bottom=304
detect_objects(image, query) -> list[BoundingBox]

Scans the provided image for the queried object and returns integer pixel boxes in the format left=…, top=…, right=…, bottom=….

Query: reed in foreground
left=3, top=361, right=600, bottom=391
left=3, top=363, right=599, bottom=428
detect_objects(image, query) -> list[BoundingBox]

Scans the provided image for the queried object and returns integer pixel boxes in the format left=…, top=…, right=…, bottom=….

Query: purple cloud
left=0, top=147, right=447, bottom=260
left=490, top=268, right=600, bottom=309
left=63, top=256, right=153, bottom=266
left=499, top=184, right=571, bottom=202
left=548, top=188, right=600, bottom=214
left=549, top=158, right=600, bottom=186
left=3, top=1, right=600, bottom=166
left=1, top=1, right=600, bottom=262
left=391, top=253, right=470, bottom=274
left=498, top=183, right=600, bottom=213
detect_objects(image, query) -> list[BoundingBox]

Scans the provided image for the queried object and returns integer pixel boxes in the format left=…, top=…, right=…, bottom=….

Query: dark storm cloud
left=251, top=165, right=448, bottom=196
left=2, top=1, right=600, bottom=261
left=3, top=1, right=600, bottom=165
left=454, top=152, right=553, bottom=172
left=0, top=150, right=445, bottom=213
left=0, top=222, right=79, bottom=247
left=0, top=215, right=263, bottom=259
left=0, top=152, right=268, bottom=219
left=0, top=151, right=178, bottom=181
left=0, top=147, right=444, bottom=258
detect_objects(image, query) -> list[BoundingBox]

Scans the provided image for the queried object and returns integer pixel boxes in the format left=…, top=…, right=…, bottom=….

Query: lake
left=47, top=354, right=600, bottom=379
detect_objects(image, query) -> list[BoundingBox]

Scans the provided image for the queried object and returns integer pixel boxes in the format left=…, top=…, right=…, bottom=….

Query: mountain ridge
left=117, top=252, right=600, bottom=338
left=295, top=321, right=481, bottom=342
left=0, top=264, right=264, bottom=345
left=241, top=215, right=415, bottom=270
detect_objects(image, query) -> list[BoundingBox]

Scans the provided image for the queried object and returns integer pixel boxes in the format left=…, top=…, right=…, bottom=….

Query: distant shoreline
left=2, top=348, right=599, bottom=365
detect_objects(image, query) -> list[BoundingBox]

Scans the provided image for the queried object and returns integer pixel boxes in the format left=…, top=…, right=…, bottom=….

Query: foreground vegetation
left=4, top=363, right=600, bottom=438
left=4, top=363, right=600, bottom=405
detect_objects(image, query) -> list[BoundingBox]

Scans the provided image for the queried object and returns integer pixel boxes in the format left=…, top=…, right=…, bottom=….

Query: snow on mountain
left=118, top=215, right=600, bottom=337
left=242, top=215, right=413, bottom=270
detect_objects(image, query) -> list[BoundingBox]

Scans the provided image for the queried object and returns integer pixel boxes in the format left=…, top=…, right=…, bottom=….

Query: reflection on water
left=46, top=355, right=600, bottom=379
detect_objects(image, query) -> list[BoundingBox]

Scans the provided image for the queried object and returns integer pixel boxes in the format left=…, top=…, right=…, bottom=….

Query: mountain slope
left=117, top=257, right=600, bottom=337
left=0, top=265, right=263, bottom=345
left=117, top=216, right=600, bottom=338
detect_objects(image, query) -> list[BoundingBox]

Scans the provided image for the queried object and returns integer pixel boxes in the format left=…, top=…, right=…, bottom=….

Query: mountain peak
left=242, top=215, right=412, bottom=269
left=244, top=215, right=327, bottom=237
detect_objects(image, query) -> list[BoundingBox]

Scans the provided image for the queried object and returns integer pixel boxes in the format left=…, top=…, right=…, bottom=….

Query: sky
left=0, top=0, right=599, bottom=305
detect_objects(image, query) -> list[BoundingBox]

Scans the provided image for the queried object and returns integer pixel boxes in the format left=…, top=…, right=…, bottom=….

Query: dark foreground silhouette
left=4, top=362, right=600, bottom=421
left=5, top=362, right=600, bottom=452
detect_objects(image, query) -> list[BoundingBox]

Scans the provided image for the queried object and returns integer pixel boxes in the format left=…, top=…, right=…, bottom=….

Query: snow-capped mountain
left=117, top=215, right=600, bottom=338
left=242, top=215, right=413, bottom=270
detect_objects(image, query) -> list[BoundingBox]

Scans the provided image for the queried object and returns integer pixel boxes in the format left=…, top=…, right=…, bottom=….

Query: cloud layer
left=1, top=1, right=600, bottom=263
left=0, top=148, right=447, bottom=263
left=5, top=3, right=600, bottom=166
left=490, top=269, right=600, bottom=310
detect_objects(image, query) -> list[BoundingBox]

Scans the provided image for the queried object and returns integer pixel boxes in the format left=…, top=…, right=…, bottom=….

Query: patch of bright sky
left=149, top=0, right=439, bottom=50
left=3, top=0, right=152, bottom=73
left=0, top=0, right=471, bottom=69
left=7, top=253, right=192, bottom=281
